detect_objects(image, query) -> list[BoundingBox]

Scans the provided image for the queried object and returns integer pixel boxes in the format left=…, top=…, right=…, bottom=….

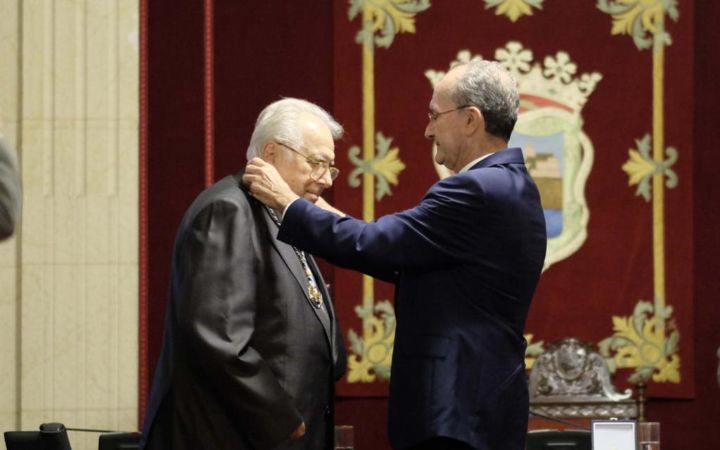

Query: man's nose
left=424, top=121, right=434, bottom=140
left=316, top=169, right=333, bottom=187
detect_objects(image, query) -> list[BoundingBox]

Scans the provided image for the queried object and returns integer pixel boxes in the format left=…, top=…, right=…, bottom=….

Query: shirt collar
left=459, top=152, right=495, bottom=173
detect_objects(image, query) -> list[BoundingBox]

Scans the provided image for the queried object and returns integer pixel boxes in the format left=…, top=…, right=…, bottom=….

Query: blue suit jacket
left=279, top=148, right=547, bottom=449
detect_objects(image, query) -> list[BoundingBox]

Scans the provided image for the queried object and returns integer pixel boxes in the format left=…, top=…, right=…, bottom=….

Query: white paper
left=592, top=421, right=637, bottom=450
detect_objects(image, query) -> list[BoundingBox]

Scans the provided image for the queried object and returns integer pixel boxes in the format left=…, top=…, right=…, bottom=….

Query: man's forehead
left=430, top=83, right=453, bottom=108
left=433, top=65, right=462, bottom=101
left=299, top=112, right=330, bottom=132
left=298, top=115, right=334, bottom=155
left=309, top=146, right=335, bottom=161
left=294, top=138, right=335, bottom=162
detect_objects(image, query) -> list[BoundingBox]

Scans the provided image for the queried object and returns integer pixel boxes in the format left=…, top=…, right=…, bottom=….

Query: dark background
left=140, top=1, right=720, bottom=448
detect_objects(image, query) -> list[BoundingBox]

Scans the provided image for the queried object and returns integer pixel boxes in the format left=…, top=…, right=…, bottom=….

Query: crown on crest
left=425, top=41, right=602, bottom=115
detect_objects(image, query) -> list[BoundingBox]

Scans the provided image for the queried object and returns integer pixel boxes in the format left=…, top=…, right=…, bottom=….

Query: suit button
left=324, top=405, right=331, bottom=415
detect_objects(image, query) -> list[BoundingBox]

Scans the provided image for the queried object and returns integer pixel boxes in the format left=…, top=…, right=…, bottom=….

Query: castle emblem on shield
left=426, top=42, right=602, bottom=270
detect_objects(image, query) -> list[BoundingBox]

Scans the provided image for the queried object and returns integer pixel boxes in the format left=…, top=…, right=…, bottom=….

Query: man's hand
left=243, top=158, right=299, bottom=212
left=289, top=422, right=306, bottom=441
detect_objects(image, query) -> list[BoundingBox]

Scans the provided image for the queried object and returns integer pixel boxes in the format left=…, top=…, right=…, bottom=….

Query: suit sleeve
left=279, top=174, right=487, bottom=276
left=176, top=199, right=301, bottom=449
left=0, top=136, right=21, bottom=240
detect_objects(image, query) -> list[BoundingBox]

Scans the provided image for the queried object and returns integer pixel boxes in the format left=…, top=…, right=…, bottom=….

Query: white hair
left=246, top=98, right=343, bottom=160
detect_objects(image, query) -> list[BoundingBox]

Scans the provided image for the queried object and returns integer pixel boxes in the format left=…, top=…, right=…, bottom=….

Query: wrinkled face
left=424, top=67, right=468, bottom=173
left=269, top=112, right=336, bottom=203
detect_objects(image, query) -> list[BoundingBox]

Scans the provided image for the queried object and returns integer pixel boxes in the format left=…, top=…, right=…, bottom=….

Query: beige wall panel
left=85, top=265, right=114, bottom=408
left=18, top=0, right=49, bottom=121
left=19, top=263, right=51, bottom=410
left=0, top=0, right=19, bottom=437
left=117, top=264, right=139, bottom=409
left=87, top=190, right=113, bottom=263
left=51, top=264, right=84, bottom=410
left=117, top=127, right=138, bottom=262
left=52, top=1, right=82, bottom=121
left=0, top=0, right=19, bottom=431
left=0, top=265, right=18, bottom=424
left=3, top=1, right=139, bottom=448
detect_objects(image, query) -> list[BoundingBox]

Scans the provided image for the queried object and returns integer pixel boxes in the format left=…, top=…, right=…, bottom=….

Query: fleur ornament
left=622, top=134, right=678, bottom=201
left=484, top=0, right=544, bottom=23
left=348, top=132, right=406, bottom=201
left=597, top=0, right=679, bottom=49
left=349, top=0, right=431, bottom=48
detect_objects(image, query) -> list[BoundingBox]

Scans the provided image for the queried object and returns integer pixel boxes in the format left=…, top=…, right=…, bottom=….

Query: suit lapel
left=259, top=206, right=334, bottom=347
left=259, top=207, right=306, bottom=293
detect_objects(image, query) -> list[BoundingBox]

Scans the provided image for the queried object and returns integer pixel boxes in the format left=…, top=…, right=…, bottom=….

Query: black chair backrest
left=4, top=431, right=43, bottom=450
left=526, top=429, right=591, bottom=450
left=4, top=423, right=72, bottom=450
left=98, top=432, right=141, bottom=450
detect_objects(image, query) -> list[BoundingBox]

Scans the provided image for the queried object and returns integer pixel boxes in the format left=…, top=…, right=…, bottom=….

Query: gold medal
left=267, top=208, right=324, bottom=309
left=308, top=285, right=323, bottom=305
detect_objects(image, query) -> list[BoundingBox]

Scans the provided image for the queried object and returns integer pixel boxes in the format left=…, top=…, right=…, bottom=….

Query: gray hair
left=451, top=60, right=519, bottom=141
left=246, top=98, right=343, bottom=160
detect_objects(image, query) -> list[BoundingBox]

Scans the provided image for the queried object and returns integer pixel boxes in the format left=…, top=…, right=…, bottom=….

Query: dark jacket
left=142, top=173, right=346, bottom=450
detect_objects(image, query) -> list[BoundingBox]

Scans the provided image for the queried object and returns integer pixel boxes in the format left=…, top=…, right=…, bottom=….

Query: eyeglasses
left=275, top=141, right=340, bottom=181
left=427, top=105, right=470, bottom=122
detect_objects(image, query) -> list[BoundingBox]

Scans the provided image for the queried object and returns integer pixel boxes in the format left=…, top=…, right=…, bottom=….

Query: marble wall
left=0, top=1, right=139, bottom=448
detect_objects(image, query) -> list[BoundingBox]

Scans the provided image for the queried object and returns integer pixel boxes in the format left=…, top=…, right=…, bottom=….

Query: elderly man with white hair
left=142, top=98, right=346, bottom=450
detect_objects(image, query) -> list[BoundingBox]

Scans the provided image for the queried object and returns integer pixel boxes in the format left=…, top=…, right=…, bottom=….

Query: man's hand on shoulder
left=243, top=158, right=299, bottom=212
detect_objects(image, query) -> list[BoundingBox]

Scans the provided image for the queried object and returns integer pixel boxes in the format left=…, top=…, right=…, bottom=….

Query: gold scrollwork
left=598, top=0, right=682, bottom=386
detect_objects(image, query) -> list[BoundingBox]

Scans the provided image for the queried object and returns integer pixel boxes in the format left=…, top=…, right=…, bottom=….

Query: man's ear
left=464, top=106, right=484, bottom=136
left=261, top=141, right=278, bottom=163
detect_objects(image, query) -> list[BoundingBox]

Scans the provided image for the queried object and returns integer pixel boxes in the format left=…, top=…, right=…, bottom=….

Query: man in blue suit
left=245, top=60, right=547, bottom=450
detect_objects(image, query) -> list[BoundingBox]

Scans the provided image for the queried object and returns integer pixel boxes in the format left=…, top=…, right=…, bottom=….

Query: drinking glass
left=638, top=421, right=660, bottom=450
left=334, top=425, right=354, bottom=450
